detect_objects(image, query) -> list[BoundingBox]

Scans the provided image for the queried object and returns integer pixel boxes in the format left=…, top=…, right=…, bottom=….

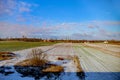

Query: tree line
left=0, top=37, right=120, bottom=43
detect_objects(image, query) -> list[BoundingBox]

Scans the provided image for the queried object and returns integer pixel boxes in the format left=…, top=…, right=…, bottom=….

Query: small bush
left=27, top=48, right=48, bottom=66
left=73, top=56, right=83, bottom=72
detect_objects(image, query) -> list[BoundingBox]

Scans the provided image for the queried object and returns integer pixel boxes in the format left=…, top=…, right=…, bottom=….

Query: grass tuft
left=15, top=49, right=48, bottom=66
left=27, top=48, right=48, bottom=66
left=42, top=65, right=64, bottom=72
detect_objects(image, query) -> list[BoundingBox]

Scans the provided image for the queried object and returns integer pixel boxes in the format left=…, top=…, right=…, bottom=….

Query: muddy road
left=73, top=43, right=120, bottom=72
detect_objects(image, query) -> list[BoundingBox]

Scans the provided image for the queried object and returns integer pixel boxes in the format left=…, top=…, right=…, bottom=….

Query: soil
left=0, top=52, right=16, bottom=60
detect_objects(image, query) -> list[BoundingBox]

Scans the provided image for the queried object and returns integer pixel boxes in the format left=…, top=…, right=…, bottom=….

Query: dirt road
left=73, top=43, right=120, bottom=72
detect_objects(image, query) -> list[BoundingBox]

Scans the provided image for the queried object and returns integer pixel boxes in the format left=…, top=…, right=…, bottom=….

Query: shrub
left=27, top=48, right=48, bottom=66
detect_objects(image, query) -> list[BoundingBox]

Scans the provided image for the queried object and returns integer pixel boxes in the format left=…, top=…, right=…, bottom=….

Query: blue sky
left=0, top=0, right=120, bottom=40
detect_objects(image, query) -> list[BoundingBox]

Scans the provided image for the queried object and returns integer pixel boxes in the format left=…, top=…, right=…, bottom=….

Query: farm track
left=73, top=43, right=120, bottom=72
left=83, top=43, right=120, bottom=57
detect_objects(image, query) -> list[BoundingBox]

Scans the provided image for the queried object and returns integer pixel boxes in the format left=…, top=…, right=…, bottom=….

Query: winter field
left=0, top=41, right=57, bottom=52
left=0, top=42, right=120, bottom=80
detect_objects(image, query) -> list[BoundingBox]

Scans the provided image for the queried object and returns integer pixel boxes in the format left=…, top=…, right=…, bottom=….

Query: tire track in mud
left=74, top=44, right=120, bottom=72
left=73, top=44, right=120, bottom=80
left=83, top=43, right=120, bottom=58
left=74, top=46, right=101, bottom=72
left=82, top=44, right=120, bottom=72
left=79, top=46, right=110, bottom=72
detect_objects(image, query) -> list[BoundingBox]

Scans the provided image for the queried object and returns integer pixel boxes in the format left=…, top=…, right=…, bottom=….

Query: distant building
left=43, top=39, right=50, bottom=42
left=104, top=40, right=108, bottom=44
left=84, top=41, right=89, bottom=43
left=84, top=42, right=86, bottom=43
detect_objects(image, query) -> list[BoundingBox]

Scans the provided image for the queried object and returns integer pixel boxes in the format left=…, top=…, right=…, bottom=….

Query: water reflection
left=0, top=66, right=119, bottom=80
left=0, top=66, right=85, bottom=80
left=85, top=72, right=120, bottom=80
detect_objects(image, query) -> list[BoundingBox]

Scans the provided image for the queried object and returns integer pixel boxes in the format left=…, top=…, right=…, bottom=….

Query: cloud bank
left=0, top=0, right=120, bottom=40
left=0, top=0, right=36, bottom=16
left=0, top=21, right=120, bottom=40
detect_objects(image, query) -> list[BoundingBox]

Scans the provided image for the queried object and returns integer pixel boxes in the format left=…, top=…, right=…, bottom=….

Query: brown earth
left=42, top=65, right=64, bottom=72
left=73, top=56, right=83, bottom=72
left=0, top=52, right=16, bottom=60
left=15, top=59, right=47, bottom=67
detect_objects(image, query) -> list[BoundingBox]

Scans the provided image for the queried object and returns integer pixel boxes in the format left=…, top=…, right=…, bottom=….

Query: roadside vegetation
left=14, top=48, right=64, bottom=79
left=25, top=48, right=48, bottom=66
left=15, top=48, right=64, bottom=72
left=73, top=56, right=83, bottom=72
left=0, top=52, right=16, bottom=60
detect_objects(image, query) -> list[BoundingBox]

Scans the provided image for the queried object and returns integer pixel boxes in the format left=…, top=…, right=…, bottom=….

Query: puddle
left=0, top=66, right=14, bottom=76
left=85, top=72, right=120, bottom=80
left=0, top=66, right=85, bottom=80
left=1, top=66, right=119, bottom=80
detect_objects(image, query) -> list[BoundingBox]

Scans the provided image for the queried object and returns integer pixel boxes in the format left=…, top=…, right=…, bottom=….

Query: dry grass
left=27, top=48, right=48, bottom=66
left=73, top=56, right=83, bottom=72
left=15, top=48, right=64, bottom=72
left=0, top=52, right=15, bottom=60
left=16, top=49, right=48, bottom=66
left=42, top=65, right=64, bottom=72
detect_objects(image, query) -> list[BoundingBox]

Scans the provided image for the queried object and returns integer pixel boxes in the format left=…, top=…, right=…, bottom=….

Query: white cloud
left=0, top=22, right=59, bottom=38
left=92, top=20, right=120, bottom=25
left=19, top=1, right=32, bottom=13
left=0, top=0, right=16, bottom=15
left=70, top=31, right=120, bottom=40
left=0, top=0, right=37, bottom=16
left=0, top=21, right=120, bottom=40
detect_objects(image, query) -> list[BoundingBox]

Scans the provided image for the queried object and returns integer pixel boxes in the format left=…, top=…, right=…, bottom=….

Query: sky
left=0, top=0, right=120, bottom=40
